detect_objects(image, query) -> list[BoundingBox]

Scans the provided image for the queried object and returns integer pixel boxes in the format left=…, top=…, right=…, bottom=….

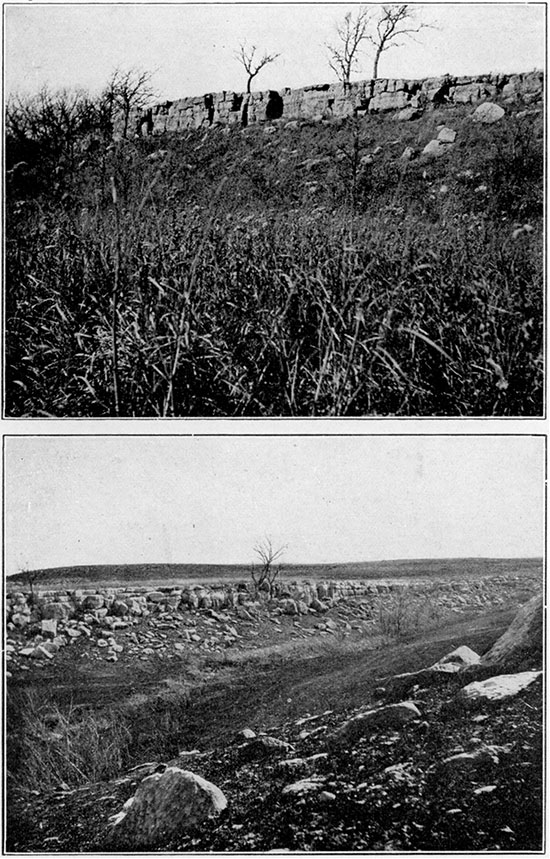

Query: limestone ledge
left=6, top=571, right=541, bottom=625
left=126, top=70, right=543, bottom=136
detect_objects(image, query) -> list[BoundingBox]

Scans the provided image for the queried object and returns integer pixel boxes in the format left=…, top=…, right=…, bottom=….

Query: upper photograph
left=4, top=3, right=544, bottom=418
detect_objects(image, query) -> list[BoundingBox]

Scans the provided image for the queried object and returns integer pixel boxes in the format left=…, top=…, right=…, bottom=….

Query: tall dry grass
left=6, top=108, right=543, bottom=416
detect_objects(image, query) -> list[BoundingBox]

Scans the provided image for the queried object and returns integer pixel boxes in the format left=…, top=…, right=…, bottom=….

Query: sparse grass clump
left=6, top=106, right=543, bottom=415
left=6, top=684, right=192, bottom=793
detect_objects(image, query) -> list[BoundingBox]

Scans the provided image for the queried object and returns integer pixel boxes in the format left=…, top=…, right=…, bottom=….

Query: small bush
left=376, top=591, right=449, bottom=639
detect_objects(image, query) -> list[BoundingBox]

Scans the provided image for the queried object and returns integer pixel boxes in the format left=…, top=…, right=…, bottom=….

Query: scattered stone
left=31, top=645, right=55, bottom=660
left=422, top=139, right=451, bottom=158
left=331, top=702, right=421, bottom=744
left=437, top=126, right=457, bottom=143
left=41, top=618, right=58, bottom=637
left=109, top=767, right=227, bottom=847
left=457, top=670, right=542, bottom=705
left=319, top=790, right=336, bottom=802
left=282, top=777, right=325, bottom=795
left=234, top=728, right=256, bottom=742
left=474, top=785, right=497, bottom=795
left=433, top=746, right=501, bottom=775
left=397, top=106, right=423, bottom=121
left=238, top=737, right=295, bottom=762
left=472, top=102, right=505, bottom=123
left=82, top=595, right=104, bottom=611
left=400, top=146, right=417, bottom=161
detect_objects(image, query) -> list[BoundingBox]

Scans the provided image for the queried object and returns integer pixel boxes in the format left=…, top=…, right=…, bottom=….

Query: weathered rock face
left=479, top=592, right=543, bottom=670
left=109, top=767, right=227, bottom=847
left=121, top=70, right=543, bottom=137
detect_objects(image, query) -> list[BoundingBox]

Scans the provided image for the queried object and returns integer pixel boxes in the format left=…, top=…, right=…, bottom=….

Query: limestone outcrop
left=469, top=592, right=543, bottom=676
left=123, top=70, right=543, bottom=137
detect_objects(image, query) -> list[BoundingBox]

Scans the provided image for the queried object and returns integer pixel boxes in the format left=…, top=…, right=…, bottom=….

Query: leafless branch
left=326, top=7, right=372, bottom=87
left=235, top=42, right=281, bottom=93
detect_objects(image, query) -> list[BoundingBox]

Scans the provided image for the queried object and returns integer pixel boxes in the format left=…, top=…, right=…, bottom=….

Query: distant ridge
left=7, top=557, right=542, bottom=587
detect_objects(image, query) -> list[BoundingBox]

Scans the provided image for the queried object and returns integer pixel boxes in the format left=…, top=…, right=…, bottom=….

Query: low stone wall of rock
left=127, top=70, right=543, bottom=136
left=6, top=572, right=540, bottom=631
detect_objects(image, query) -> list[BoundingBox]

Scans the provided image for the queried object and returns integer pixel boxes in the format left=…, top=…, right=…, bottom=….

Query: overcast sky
left=4, top=435, right=544, bottom=575
left=4, top=3, right=545, bottom=101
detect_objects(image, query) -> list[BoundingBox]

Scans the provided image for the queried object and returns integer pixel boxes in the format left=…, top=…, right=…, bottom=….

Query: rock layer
left=123, top=71, right=543, bottom=137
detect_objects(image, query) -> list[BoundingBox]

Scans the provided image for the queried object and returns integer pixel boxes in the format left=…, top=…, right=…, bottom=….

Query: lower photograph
left=4, top=434, right=544, bottom=853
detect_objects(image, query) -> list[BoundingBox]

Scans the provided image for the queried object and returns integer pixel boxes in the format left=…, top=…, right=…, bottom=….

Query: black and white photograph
left=4, top=3, right=544, bottom=417
left=4, top=434, right=544, bottom=851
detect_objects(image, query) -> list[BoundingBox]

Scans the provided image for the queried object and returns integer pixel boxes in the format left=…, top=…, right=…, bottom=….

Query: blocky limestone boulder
left=437, top=126, right=457, bottom=143
left=457, top=670, right=542, bottom=706
left=41, top=600, right=74, bottom=620
left=109, top=767, right=227, bottom=847
left=432, top=645, right=480, bottom=672
left=110, top=600, right=129, bottom=617
left=81, top=594, right=105, bottom=611
left=478, top=592, right=542, bottom=671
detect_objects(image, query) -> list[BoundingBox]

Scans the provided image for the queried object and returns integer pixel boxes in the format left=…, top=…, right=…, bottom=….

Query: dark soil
left=6, top=600, right=543, bottom=852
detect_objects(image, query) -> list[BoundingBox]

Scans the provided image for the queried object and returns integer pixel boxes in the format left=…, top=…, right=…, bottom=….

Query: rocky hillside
left=5, top=566, right=540, bottom=680
left=7, top=80, right=543, bottom=416
left=6, top=594, right=543, bottom=852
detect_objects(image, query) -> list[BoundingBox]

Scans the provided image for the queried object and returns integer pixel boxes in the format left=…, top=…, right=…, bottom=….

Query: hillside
left=6, top=89, right=543, bottom=416
left=6, top=589, right=542, bottom=852
left=7, top=556, right=542, bottom=589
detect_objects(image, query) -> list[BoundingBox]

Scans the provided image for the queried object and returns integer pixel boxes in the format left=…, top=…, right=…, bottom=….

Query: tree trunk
left=372, top=47, right=383, bottom=79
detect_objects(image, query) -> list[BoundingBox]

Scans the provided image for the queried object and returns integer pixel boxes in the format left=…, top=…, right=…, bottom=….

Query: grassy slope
left=6, top=102, right=543, bottom=416
left=7, top=556, right=543, bottom=589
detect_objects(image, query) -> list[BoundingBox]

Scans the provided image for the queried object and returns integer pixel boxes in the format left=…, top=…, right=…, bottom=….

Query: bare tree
left=327, top=5, right=432, bottom=86
left=102, top=67, right=156, bottom=139
left=235, top=42, right=281, bottom=93
left=20, top=565, right=44, bottom=607
left=326, top=7, right=372, bottom=88
left=367, top=5, right=433, bottom=79
left=250, top=538, right=286, bottom=598
left=6, top=87, right=96, bottom=154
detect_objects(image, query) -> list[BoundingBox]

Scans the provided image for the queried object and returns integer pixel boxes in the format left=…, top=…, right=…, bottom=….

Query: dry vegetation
left=6, top=100, right=543, bottom=416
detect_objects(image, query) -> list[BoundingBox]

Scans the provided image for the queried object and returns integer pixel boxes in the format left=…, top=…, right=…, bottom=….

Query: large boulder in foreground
left=109, top=767, right=227, bottom=847
left=479, top=593, right=542, bottom=671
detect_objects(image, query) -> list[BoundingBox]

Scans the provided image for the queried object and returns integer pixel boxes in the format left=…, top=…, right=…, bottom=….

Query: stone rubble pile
left=5, top=573, right=540, bottom=676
